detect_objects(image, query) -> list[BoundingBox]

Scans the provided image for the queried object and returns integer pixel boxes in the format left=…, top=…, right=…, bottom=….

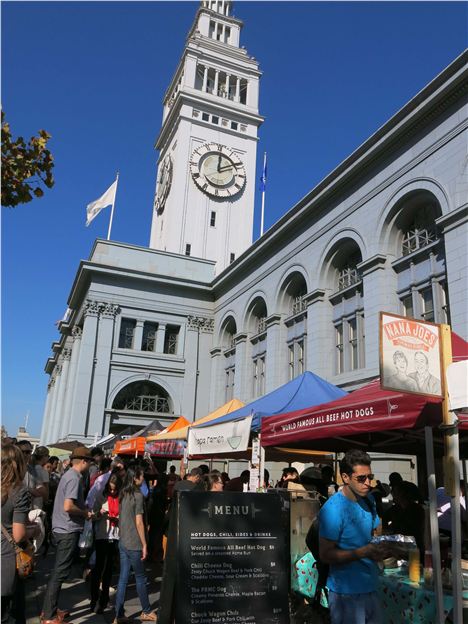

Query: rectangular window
left=164, top=325, right=180, bottom=355
left=230, top=253, right=235, bottom=264
left=421, top=287, right=435, bottom=322
left=185, top=244, right=191, bottom=256
left=297, top=339, right=305, bottom=375
left=210, top=211, right=216, bottom=227
left=288, top=344, right=295, bottom=381
left=402, top=294, right=414, bottom=318
left=225, top=367, right=235, bottom=401
left=202, top=112, right=209, bottom=122
left=212, top=115, right=219, bottom=125
left=253, top=355, right=266, bottom=398
left=230, top=121, right=238, bottom=130
left=141, top=322, right=158, bottom=352
left=336, top=324, right=344, bottom=375
left=118, top=318, right=136, bottom=349
left=349, top=318, right=358, bottom=371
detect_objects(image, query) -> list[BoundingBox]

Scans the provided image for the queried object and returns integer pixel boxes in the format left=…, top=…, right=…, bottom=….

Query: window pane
left=336, top=324, right=344, bottom=374
left=349, top=318, right=358, bottom=371
left=402, top=294, right=414, bottom=318
left=440, top=282, right=450, bottom=324
left=119, top=318, right=136, bottom=349
left=288, top=345, right=294, bottom=380
left=164, top=325, right=180, bottom=354
left=142, top=322, right=158, bottom=352
left=421, top=288, right=435, bottom=322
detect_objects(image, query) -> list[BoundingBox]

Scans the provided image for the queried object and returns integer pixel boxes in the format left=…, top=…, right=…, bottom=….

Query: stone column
left=60, top=326, right=82, bottom=439
left=49, top=349, right=72, bottom=442
left=233, top=332, right=250, bottom=403
left=358, top=255, right=398, bottom=371
left=134, top=320, right=144, bottom=351
left=214, top=70, right=219, bottom=96
left=202, top=66, right=208, bottom=92
left=304, top=289, right=333, bottom=379
left=225, top=73, right=230, bottom=98
left=46, top=365, right=62, bottom=443
left=156, top=323, right=167, bottom=353
left=265, top=313, right=286, bottom=392
left=39, top=379, right=54, bottom=444
left=68, top=300, right=100, bottom=442
left=87, top=303, right=120, bottom=439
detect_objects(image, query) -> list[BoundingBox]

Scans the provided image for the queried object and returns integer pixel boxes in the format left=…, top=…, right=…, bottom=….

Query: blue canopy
left=197, top=371, right=347, bottom=432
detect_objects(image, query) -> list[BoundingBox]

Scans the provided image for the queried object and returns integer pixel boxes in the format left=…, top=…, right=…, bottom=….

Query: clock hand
left=217, top=155, right=222, bottom=173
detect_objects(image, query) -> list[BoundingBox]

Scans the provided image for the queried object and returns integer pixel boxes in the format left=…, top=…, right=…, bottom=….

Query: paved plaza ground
left=24, top=550, right=163, bottom=624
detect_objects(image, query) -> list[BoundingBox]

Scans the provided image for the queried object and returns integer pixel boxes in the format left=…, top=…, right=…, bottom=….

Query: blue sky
left=2, top=1, right=467, bottom=437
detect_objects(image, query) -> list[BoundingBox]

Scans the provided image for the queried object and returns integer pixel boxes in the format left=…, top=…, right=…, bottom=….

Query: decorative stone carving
left=72, top=325, right=83, bottom=340
left=55, top=364, right=63, bottom=376
left=62, top=348, right=72, bottom=360
left=187, top=315, right=214, bottom=333
left=84, top=300, right=101, bottom=317
left=100, top=303, right=120, bottom=319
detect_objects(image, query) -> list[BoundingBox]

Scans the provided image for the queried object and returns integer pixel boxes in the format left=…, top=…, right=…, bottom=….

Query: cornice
left=436, top=203, right=468, bottom=233
left=156, top=91, right=263, bottom=150
left=357, top=254, right=387, bottom=276
left=304, top=289, right=327, bottom=306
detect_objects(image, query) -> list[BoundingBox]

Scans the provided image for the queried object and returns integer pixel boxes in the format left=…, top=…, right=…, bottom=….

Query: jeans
left=328, top=591, right=381, bottom=624
left=90, top=539, right=118, bottom=607
left=42, top=532, right=80, bottom=619
left=115, top=544, right=151, bottom=617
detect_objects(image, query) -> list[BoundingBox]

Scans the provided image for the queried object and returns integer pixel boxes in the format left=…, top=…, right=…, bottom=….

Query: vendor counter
left=292, top=553, right=468, bottom=623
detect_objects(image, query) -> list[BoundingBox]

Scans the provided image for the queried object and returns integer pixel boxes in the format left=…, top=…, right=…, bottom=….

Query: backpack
left=305, top=516, right=329, bottom=592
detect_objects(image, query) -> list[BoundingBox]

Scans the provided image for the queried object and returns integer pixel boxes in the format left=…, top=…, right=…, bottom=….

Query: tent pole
left=425, top=426, right=444, bottom=624
left=447, top=421, right=463, bottom=624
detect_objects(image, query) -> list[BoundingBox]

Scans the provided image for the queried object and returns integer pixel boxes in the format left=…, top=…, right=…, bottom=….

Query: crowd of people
left=1, top=438, right=464, bottom=624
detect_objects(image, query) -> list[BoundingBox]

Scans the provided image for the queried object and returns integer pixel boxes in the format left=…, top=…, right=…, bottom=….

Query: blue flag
left=260, top=157, right=267, bottom=192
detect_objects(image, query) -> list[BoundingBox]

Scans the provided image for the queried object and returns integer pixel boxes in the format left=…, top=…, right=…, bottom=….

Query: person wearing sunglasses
left=318, top=449, right=390, bottom=624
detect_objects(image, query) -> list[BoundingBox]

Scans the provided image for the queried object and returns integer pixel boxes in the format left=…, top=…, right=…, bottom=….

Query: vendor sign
left=188, top=415, right=252, bottom=456
left=380, top=312, right=443, bottom=397
left=144, top=439, right=186, bottom=458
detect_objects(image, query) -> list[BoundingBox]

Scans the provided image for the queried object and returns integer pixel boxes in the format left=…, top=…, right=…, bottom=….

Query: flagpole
left=260, top=152, right=266, bottom=236
left=107, top=172, right=119, bottom=241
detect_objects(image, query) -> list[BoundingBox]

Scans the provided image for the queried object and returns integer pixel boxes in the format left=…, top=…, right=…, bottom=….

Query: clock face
left=190, top=142, right=246, bottom=198
left=154, top=155, right=173, bottom=213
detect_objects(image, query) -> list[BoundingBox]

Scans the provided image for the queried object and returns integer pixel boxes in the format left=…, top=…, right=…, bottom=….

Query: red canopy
left=261, top=332, right=467, bottom=455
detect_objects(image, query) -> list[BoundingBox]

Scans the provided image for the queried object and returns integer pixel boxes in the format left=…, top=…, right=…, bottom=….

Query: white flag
left=86, top=179, right=118, bottom=226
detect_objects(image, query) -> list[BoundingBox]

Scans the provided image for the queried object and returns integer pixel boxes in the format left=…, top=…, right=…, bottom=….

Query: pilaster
left=50, top=349, right=72, bottom=441
left=209, top=347, right=224, bottom=410
left=68, top=300, right=100, bottom=440
left=134, top=320, right=144, bottom=351
left=87, top=303, right=120, bottom=438
left=357, top=255, right=398, bottom=371
left=265, top=313, right=286, bottom=392
left=156, top=323, right=167, bottom=353
left=60, top=326, right=82, bottom=439
left=46, top=365, right=62, bottom=443
left=304, top=289, right=333, bottom=379
left=184, top=316, right=214, bottom=419
left=39, top=379, right=54, bottom=444
left=233, top=332, right=250, bottom=402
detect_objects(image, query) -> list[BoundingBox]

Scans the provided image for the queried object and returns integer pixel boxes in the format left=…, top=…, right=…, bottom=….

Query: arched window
left=390, top=195, right=449, bottom=324
left=220, top=316, right=237, bottom=401
left=326, top=240, right=365, bottom=374
left=112, top=381, right=172, bottom=414
left=245, top=297, right=268, bottom=398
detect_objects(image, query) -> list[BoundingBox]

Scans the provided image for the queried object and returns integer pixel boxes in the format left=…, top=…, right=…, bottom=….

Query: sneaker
left=140, top=612, right=157, bottom=622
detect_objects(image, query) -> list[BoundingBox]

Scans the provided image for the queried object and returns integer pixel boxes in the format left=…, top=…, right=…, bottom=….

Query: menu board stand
left=159, top=491, right=290, bottom=624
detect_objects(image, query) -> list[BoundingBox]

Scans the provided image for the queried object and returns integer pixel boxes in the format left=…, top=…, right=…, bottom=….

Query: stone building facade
left=40, top=1, right=468, bottom=444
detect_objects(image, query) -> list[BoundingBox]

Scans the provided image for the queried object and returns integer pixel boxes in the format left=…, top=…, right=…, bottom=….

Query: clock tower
left=149, top=0, right=263, bottom=274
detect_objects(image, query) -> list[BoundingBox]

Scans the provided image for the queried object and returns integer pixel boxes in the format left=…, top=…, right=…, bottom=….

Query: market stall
left=261, top=332, right=468, bottom=624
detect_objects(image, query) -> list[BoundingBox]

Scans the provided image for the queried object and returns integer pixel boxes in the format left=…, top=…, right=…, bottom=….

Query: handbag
left=1, top=523, right=34, bottom=578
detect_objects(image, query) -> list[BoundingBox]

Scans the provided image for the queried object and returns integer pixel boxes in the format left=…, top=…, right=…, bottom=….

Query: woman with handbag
left=90, top=473, right=122, bottom=613
left=1, top=444, right=33, bottom=624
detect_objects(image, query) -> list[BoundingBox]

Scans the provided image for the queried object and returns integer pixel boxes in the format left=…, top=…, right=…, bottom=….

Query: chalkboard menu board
left=176, top=491, right=290, bottom=624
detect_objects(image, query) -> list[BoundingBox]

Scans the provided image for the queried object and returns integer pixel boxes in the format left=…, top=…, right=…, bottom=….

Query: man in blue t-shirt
left=319, top=449, right=390, bottom=624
